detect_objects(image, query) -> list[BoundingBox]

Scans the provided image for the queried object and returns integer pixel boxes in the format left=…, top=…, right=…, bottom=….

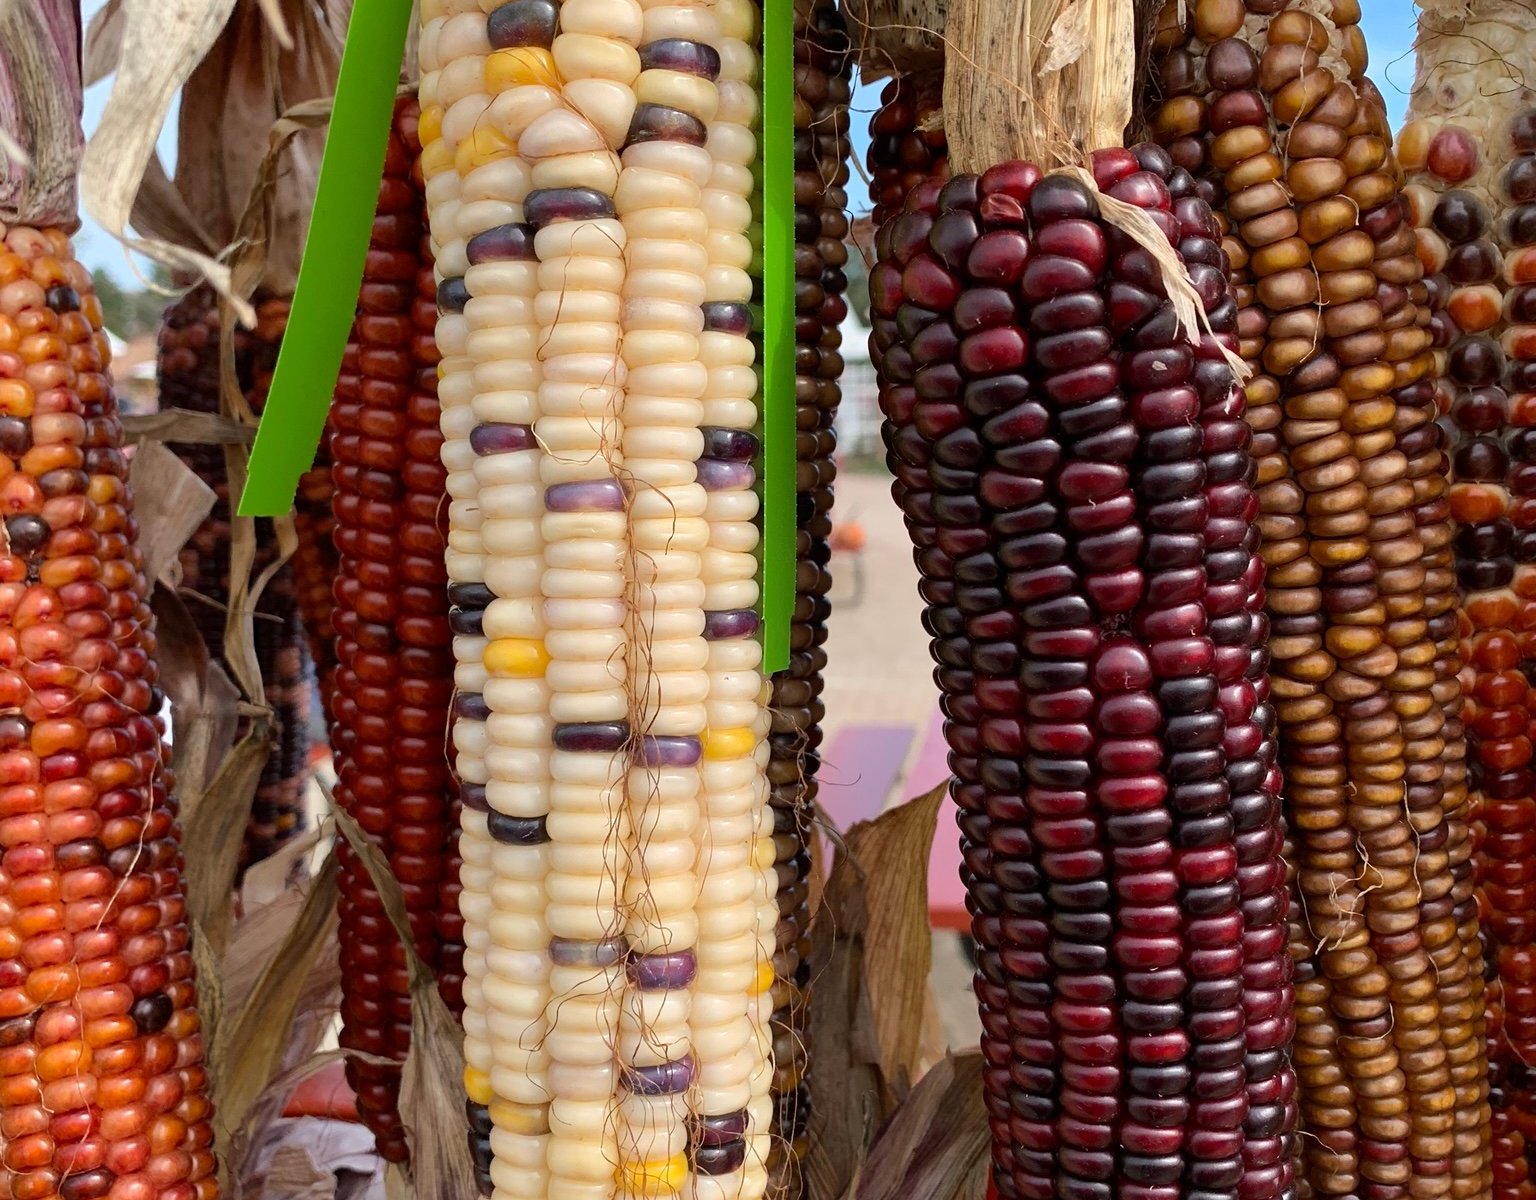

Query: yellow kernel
left=752, top=836, right=776, bottom=870
left=702, top=727, right=754, bottom=760
left=617, top=1155, right=687, bottom=1194
left=421, top=140, right=456, bottom=181
left=419, top=104, right=445, bottom=147
left=750, top=960, right=776, bottom=996
left=485, top=638, right=550, bottom=677
left=464, top=1066, right=493, bottom=1106
left=485, top=47, right=563, bottom=91
left=489, top=1099, right=550, bottom=1136
left=455, top=126, right=517, bottom=175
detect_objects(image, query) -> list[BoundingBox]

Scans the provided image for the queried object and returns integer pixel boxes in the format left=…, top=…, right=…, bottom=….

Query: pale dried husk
left=0, top=0, right=83, bottom=227
left=840, top=0, right=946, bottom=77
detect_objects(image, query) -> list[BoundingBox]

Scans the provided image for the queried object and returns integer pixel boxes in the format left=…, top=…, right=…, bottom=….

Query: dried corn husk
left=0, top=0, right=83, bottom=226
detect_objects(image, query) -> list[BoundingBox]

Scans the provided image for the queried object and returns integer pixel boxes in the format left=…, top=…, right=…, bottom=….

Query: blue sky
left=76, top=0, right=1420, bottom=280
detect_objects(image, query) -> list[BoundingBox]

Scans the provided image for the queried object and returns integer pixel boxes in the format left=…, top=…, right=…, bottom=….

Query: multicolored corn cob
left=329, top=96, right=463, bottom=1164
left=418, top=2, right=778, bottom=1199
left=1397, top=7, right=1536, bottom=1196
left=765, top=0, right=852, bottom=1184
left=0, top=223, right=219, bottom=1200
left=159, top=291, right=314, bottom=872
left=868, top=142, right=1293, bottom=1200
left=1146, top=1, right=1490, bottom=1194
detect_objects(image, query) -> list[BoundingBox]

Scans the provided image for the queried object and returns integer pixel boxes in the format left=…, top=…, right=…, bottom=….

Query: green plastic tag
left=757, top=0, right=793, bottom=674
left=238, top=0, right=413, bottom=517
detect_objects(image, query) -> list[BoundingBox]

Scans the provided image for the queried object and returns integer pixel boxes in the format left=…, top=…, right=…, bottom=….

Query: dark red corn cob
left=868, top=148, right=1294, bottom=1200
left=767, top=0, right=852, bottom=1184
left=159, top=290, right=313, bottom=872
left=329, top=97, right=460, bottom=1164
left=0, top=224, right=218, bottom=1200
left=866, top=71, right=949, bottom=230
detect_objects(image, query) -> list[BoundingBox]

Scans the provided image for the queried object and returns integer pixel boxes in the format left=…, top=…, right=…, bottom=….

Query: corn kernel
left=455, top=126, right=517, bottom=175
left=752, top=836, right=776, bottom=870
left=421, top=140, right=456, bottom=181
left=702, top=727, right=754, bottom=760
left=616, top=1155, right=687, bottom=1194
left=750, top=960, right=776, bottom=996
left=485, top=47, right=563, bottom=92
left=418, top=105, right=445, bottom=147
left=464, top=1066, right=494, bottom=1106
left=490, top=1099, right=551, bottom=1135
left=485, top=638, right=551, bottom=677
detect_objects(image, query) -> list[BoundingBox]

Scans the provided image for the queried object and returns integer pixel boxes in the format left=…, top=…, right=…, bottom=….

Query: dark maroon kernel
left=525, top=187, right=616, bottom=225
left=467, top=222, right=536, bottom=263
left=553, top=722, right=630, bottom=752
left=626, top=103, right=708, bottom=146
left=471, top=422, right=537, bottom=455
left=692, top=1140, right=747, bottom=1175
left=638, top=37, right=722, bottom=78
left=130, top=992, right=174, bottom=1034
left=624, top=1056, right=695, bottom=1096
left=486, top=812, right=550, bottom=846
left=703, top=608, right=760, bottom=639
left=701, top=301, right=751, bottom=333
left=437, top=277, right=470, bottom=313
left=487, top=0, right=558, bottom=47
left=44, top=284, right=80, bottom=313
left=702, top=426, right=760, bottom=460
left=4, top=514, right=48, bottom=554
left=967, top=231, right=1031, bottom=285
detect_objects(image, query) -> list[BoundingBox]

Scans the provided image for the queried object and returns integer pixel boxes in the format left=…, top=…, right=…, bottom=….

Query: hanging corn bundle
left=865, top=0, right=1294, bottom=1194
left=160, top=295, right=313, bottom=872
left=1144, top=0, right=1489, bottom=1194
left=1396, top=3, right=1536, bottom=1194
left=766, top=0, right=852, bottom=1185
left=418, top=1, right=779, bottom=1198
left=0, top=5, right=219, bottom=1199
left=328, top=96, right=464, bottom=1163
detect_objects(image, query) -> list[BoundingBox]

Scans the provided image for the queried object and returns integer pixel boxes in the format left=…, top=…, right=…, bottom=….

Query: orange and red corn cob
left=0, top=224, right=218, bottom=1200
left=329, top=97, right=461, bottom=1164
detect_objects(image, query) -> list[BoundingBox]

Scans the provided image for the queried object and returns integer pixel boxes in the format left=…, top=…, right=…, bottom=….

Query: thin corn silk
left=417, top=1, right=779, bottom=1198
left=0, top=223, right=218, bottom=1200
left=867, top=145, right=1292, bottom=1200
left=1145, top=0, right=1487, bottom=1193
left=328, top=95, right=464, bottom=1165
left=1397, top=1, right=1536, bottom=1193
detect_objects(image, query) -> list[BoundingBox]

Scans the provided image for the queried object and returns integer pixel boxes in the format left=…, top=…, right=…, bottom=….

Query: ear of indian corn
left=865, top=70, right=948, bottom=231
left=1396, top=8, right=1536, bottom=1197
left=1146, top=1, right=1489, bottom=1194
left=868, top=141, right=1293, bottom=1199
left=419, top=3, right=776, bottom=1199
left=159, top=291, right=315, bottom=874
left=0, top=224, right=219, bottom=1200
left=328, top=95, right=464, bottom=1164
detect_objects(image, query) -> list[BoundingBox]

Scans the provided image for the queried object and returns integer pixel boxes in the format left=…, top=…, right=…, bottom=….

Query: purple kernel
left=487, top=0, right=558, bottom=48
left=696, top=457, right=756, bottom=491
left=471, top=422, right=537, bottom=456
left=692, top=1140, right=747, bottom=1175
left=624, top=1055, right=695, bottom=1096
left=693, top=1111, right=749, bottom=1145
left=549, top=937, right=628, bottom=968
left=487, top=812, right=549, bottom=845
left=638, top=38, right=722, bottom=79
left=461, top=783, right=490, bottom=813
left=701, top=301, right=752, bottom=334
left=466, top=223, right=536, bottom=264
left=449, top=582, right=495, bottom=608
left=450, top=607, right=485, bottom=636
left=626, top=103, right=708, bottom=147
left=552, top=722, right=630, bottom=752
left=637, top=736, right=703, bottom=767
left=628, top=950, right=698, bottom=989
left=455, top=693, right=491, bottom=721
left=702, top=426, right=760, bottom=461
left=525, top=187, right=616, bottom=226
left=545, top=478, right=626, bottom=512
left=437, top=278, right=469, bottom=313
left=703, top=609, right=761, bottom=640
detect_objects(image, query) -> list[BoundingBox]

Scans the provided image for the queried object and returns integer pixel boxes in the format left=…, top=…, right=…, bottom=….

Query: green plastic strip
left=758, top=0, right=793, bottom=674
left=238, top=0, right=413, bottom=517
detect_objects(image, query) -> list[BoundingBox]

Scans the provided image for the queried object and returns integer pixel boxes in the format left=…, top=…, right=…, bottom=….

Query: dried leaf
left=129, top=438, right=217, bottom=588
left=190, top=917, right=225, bottom=1067
left=79, top=0, right=249, bottom=321
left=151, top=584, right=241, bottom=794
left=213, top=846, right=340, bottom=1169
left=260, top=1145, right=336, bottom=1200
left=123, top=408, right=255, bottom=446
left=333, top=808, right=475, bottom=1200
left=852, top=1054, right=988, bottom=1200
left=805, top=782, right=949, bottom=1200
left=0, top=0, right=83, bottom=226
left=181, top=724, right=275, bottom=954
left=129, top=153, right=220, bottom=256
left=83, top=0, right=126, bottom=86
